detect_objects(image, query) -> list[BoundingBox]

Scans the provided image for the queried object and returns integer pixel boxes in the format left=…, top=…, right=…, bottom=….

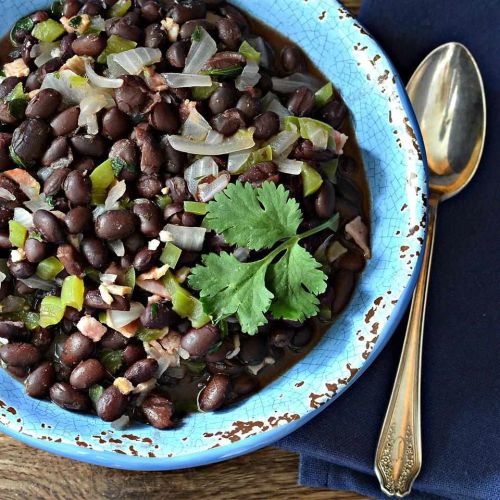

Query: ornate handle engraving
left=375, top=196, right=438, bottom=497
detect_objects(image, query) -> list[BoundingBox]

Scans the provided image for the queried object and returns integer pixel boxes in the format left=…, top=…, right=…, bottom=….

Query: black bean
left=165, top=176, right=188, bottom=203
left=335, top=176, right=362, bottom=206
left=84, top=289, right=129, bottom=311
left=21, top=34, right=38, bottom=65
left=181, top=324, right=220, bottom=358
left=166, top=41, right=190, bottom=68
left=50, top=106, right=80, bottom=136
left=124, top=358, right=158, bottom=385
left=31, top=327, right=54, bottom=350
left=24, top=238, right=48, bottom=263
left=134, top=126, right=163, bottom=175
left=269, top=328, right=294, bottom=348
left=65, top=206, right=92, bottom=234
left=337, top=251, right=365, bottom=273
left=43, top=167, right=70, bottom=196
left=0, top=132, right=12, bottom=170
left=290, top=326, right=313, bottom=348
left=70, top=33, right=105, bottom=58
left=144, top=23, right=166, bottom=49
left=207, top=83, right=237, bottom=115
left=81, top=237, right=110, bottom=270
left=169, top=0, right=206, bottom=24
left=216, top=18, right=242, bottom=50
left=337, top=155, right=357, bottom=178
left=137, top=174, right=162, bottom=198
left=63, top=0, right=80, bottom=18
left=50, top=382, right=91, bottom=412
left=236, top=94, right=262, bottom=121
left=95, top=210, right=137, bottom=241
left=133, top=200, right=162, bottom=238
left=114, top=75, right=149, bottom=114
left=11, top=119, right=51, bottom=164
left=252, top=111, right=280, bottom=140
left=133, top=247, right=159, bottom=272
left=140, top=302, right=178, bottom=329
left=331, top=269, right=355, bottom=314
left=141, top=394, right=174, bottom=429
left=70, top=134, right=107, bottom=157
left=62, top=170, right=91, bottom=205
left=101, top=330, right=129, bottom=350
left=198, top=373, right=229, bottom=411
left=161, top=137, right=186, bottom=174
left=179, top=19, right=214, bottom=39
left=0, top=321, right=27, bottom=341
left=315, top=181, right=336, bottom=219
left=123, top=232, right=146, bottom=254
left=0, top=77, right=22, bottom=99
left=57, top=244, right=85, bottom=277
left=141, top=1, right=162, bottom=22
left=61, top=332, right=94, bottom=366
left=25, top=361, right=56, bottom=398
left=0, top=174, right=25, bottom=201
left=109, top=138, right=138, bottom=172
left=280, top=46, right=306, bottom=74
left=42, top=138, right=71, bottom=167
left=205, top=51, right=245, bottom=70
left=211, top=108, right=246, bottom=136
left=0, top=343, right=40, bottom=367
left=287, top=86, right=315, bottom=117
left=148, top=101, right=179, bottom=133
left=60, top=33, right=76, bottom=59
left=106, top=16, right=142, bottom=43
left=221, top=4, right=249, bottom=30
left=25, top=89, right=62, bottom=120
left=97, top=385, right=128, bottom=421
left=238, top=335, right=267, bottom=365
left=238, top=161, right=279, bottom=187
left=33, top=210, right=65, bottom=243
left=123, top=343, right=146, bottom=367
left=292, top=139, right=336, bottom=162
left=232, top=373, right=259, bottom=397
left=319, top=97, right=347, bottom=128
left=80, top=0, right=103, bottom=15
left=101, top=107, right=131, bottom=140
left=69, top=358, right=107, bottom=389
left=335, top=196, right=360, bottom=221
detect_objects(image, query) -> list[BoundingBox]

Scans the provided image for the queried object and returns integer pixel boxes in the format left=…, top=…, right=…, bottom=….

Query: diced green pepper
left=8, top=220, right=27, bottom=248
left=192, top=82, right=219, bottom=101
left=201, top=66, right=243, bottom=78
left=322, top=158, right=338, bottom=182
left=136, top=326, right=165, bottom=342
left=301, top=162, right=323, bottom=196
left=108, top=0, right=132, bottom=18
left=155, top=194, right=172, bottom=210
left=61, top=275, right=84, bottom=311
left=89, top=384, right=104, bottom=409
left=32, top=19, right=65, bottom=42
left=183, top=201, right=208, bottom=215
left=160, top=242, right=182, bottom=268
left=39, top=296, right=65, bottom=327
left=283, top=116, right=333, bottom=149
left=90, top=158, right=115, bottom=204
left=314, top=82, right=333, bottom=107
left=122, top=267, right=136, bottom=290
left=97, top=35, right=137, bottom=64
left=98, top=350, right=123, bottom=374
left=181, top=359, right=206, bottom=375
left=18, top=311, right=40, bottom=330
left=239, top=40, right=261, bottom=63
left=36, top=256, right=64, bottom=281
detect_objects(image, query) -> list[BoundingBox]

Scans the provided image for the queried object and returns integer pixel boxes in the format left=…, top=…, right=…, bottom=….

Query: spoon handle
left=374, top=195, right=438, bottom=497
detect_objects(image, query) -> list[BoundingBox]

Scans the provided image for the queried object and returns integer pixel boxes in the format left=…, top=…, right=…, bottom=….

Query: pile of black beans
left=0, top=0, right=368, bottom=429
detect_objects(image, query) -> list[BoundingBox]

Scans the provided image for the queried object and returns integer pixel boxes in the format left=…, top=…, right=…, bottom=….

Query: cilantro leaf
left=268, top=240, right=327, bottom=321
left=204, top=182, right=302, bottom=250
left=189, top=252, right=274, bottom=334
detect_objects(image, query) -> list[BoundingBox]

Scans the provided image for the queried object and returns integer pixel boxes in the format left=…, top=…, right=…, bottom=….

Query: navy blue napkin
left=278, top=1, right=500, bottom=498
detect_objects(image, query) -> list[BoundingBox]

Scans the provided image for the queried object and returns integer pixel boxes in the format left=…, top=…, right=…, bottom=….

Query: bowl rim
left=0, top=0, right=428, bottom=470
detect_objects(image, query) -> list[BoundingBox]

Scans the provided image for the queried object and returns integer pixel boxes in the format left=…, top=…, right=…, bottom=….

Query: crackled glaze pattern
left=0, top=0, right=427, bottom=470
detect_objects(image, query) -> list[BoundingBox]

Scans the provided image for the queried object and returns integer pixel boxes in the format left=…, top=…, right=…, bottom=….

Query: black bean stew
left=0, top=0, right=370, bottom=430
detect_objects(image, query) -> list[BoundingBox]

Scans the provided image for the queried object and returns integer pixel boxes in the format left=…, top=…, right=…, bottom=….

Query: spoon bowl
left=407, top=42, right=486, bottom=200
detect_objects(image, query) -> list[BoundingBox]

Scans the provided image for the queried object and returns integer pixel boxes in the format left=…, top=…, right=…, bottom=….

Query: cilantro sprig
left=189, top=182, right=339, bottom=334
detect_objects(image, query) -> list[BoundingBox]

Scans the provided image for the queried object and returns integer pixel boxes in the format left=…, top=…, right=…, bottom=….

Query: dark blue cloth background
left=278, top=1, right=500, bottom=498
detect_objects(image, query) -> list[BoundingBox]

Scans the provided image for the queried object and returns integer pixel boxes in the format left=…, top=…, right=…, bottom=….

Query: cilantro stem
left=258, top=213, right=339, bottom=265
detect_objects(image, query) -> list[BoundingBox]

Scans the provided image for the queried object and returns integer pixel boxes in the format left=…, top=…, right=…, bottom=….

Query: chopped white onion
left=233, top=247, right=250, bottom=262
left=183, top=27, right=217, bottom=74
left=165, top=224, right=206, bottom=251
left=162, top=73, right=212, bottom=88
left=226, top=333, right=241, bottom=359
left=37, top=166, right=55, bottom=181
left=107, top=48, right=162, bottom=77
left=111, top=414, right=130, bottom=430
left=136, top=278, right=169, bottom=298
left=227, top=150, right=251, bottom=173
left=184, top=156, right=218, bottom=195
left=168, top=127, right=255, bottom=155
left=106, top=301, right=145, bottom=329
left=181, top=107, right=212, bottom=141
left=3, top=169, right=40, bottom=200
left=108, top=239, right=125, bottom=257
left=19, top=276, right=54, bottom=291
left=0, top=187, right=15, bottom=201
left=13, top=207, right=33, bottom=229
left=276, top=159, right=304, bottom=175
left=271, top=73, right=323, bottom=94
left=24, top=194, right=53, bottom=213
left=345, top=216, right=371, bottom=258
left=196, top=171, right=230, bottom=202
left=205, top=130, right=224, bottom=145
left=262, top=91, right=290, bottom=117
left=245, top=36, right=272, bottom=69
left=105, top=180, right=127, bottom=209
left=92, top=205, right=107, bottom=220
left=266, top=130, right=300, bottom=156
left=78, top=92, right=115, bottom=135
left=84, top=59, right=123, bottom=88
left=0, top=271, right=6, bottom=286
left=32, top=42, right=60, bottom=67
left=41, top=70, right=91, bottom=105
left=235, top=59, right=261, bottom=91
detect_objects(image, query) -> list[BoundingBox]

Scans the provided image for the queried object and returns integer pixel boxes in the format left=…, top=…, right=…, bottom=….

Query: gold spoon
left=374, top=42, right=487, bottom=497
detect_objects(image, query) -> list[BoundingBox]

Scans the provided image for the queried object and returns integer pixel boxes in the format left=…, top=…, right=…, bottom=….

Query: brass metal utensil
left=374, top=42, right=486, bottom=497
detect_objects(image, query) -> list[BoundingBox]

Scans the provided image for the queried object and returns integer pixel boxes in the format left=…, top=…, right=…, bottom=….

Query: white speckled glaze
left=0, top=0, right=427, bottom=470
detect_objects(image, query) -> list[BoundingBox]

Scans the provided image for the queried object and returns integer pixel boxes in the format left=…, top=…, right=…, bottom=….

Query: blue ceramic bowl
left=0, top=0, right=427, bottom=470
